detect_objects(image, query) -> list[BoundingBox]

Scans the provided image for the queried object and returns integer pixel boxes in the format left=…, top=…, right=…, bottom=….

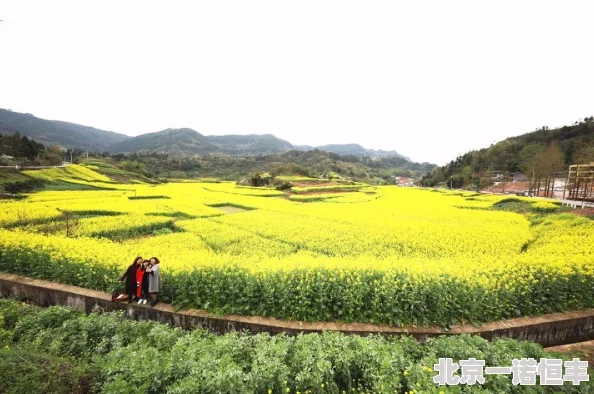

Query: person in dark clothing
left=120, top=256, right=142, bottom=303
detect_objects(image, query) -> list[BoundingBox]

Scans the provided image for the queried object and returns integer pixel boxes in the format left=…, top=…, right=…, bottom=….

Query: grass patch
left=492, top=198, right=533, bottom=213
left=128, top=195, right=171, bottom=200
left=274, top=175, right=329, bottom=183
left=454, top=205, right=490, bottom=211
left=146, top=211, right=197, bottom=219
left=289, top=194, right=343, bottom=202
left=42, top=181, right=120, bottom=191
left=492, top=198, right=562, bottom=214
left=208, top=202, right=255, bottom=212
left=0, top=170, right=31, bottom=187
left=70, top=210, right=123, bottom=217
left=202, top=186, right=284, bottom=197
left=86, top=220, right=179, bottom=241
left=291, top=185, right=361, bottom=194
left=235, top=185, right=277, bottom=191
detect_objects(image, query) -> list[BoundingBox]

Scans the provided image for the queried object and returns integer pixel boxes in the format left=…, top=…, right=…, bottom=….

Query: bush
left=250, top=171, right=272, bottom=186
left=121, top=160, right=147, bottom=175
left=492, top=198, right=533, bottom=213
left=274, top=180, right=292, bottom=191
left=1, top=300, right=592, bottom=394
left=3, top=179, right=44, bottom=195
left=0, top=347, right=91, bottom=394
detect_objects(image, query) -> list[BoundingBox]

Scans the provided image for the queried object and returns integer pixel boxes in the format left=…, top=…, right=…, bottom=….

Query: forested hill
left=0, top=109, right=130, bottom=151
left=0, top=109, right=411, bottom=160
left=107, top=128, right=295, bottom=156
left=121, top=149, right=435, bottom=184
left=294, top=143, right=410, bottom=161
left=421, top=116, right=594, bottom=187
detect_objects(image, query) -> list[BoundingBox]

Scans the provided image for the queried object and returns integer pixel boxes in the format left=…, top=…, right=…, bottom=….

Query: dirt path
left=546, top=340, right=594, bottom=367
left=571, top=207, right=594, bottom=218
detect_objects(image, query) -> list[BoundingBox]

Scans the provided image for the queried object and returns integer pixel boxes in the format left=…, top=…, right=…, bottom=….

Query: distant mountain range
left=107, top=128, right=295, bottom=156
left=0, top=109, right=410, bottom=160
left=0, top=109, right=128, bottom=151
left=294, top=143, right=409, bottom=161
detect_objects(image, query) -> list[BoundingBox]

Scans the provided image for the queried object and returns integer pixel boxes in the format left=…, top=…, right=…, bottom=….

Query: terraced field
left=0, top=166, right=593, bottom=327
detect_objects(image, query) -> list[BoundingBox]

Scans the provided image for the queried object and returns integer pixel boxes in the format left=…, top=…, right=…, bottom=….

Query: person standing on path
left=137, top=259, right=151, bottom=304
left=121, top=256, right=142, bottom=303
left=135, top=260, right=148, bottom=304
left=147, top=257, right=162, bottom=307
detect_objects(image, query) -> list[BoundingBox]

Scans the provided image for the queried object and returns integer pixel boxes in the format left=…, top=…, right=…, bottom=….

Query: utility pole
left=70, top=150, right=73, bottom=164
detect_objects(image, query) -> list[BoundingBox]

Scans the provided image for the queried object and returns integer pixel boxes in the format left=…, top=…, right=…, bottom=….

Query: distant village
left=392, top=176, right=414, bottom=187
left=487, top=171, right=566, bottom=198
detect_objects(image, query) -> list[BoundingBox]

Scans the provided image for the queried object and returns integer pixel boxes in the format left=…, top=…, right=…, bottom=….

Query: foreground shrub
left=0, top=300, right=592, bottom=393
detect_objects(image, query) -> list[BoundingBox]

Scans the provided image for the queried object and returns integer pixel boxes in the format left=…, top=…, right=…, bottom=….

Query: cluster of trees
left=0, top=133, right=63, bottom=165
left=3, top=178, right=44, bottom=195
left=524, top=141, right=565, bottom=197
left=93, top=149, right=433, bottom=184
left=121, top=160, right=147, bottom=175
left=109, top=152, right=201, bottom=178
left=421, top=117, right=594, bottom=189
left=1, top=133, right=46, bottom=160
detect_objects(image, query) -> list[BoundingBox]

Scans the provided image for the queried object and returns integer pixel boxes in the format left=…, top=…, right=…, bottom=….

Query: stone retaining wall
left=1, top=272, right=593, bottom=347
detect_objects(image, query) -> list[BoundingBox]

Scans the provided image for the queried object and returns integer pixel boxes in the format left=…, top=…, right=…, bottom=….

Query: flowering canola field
left=1, top=175, right=593, bottom=326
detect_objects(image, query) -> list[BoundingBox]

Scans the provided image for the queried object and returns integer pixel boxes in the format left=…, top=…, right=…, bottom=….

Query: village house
left=511, top=172, right=527, bottom=182
left=394, top=176, right=414, bottom=187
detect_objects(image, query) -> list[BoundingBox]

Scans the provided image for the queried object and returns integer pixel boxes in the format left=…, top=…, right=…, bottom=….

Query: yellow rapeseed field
left=1, top=172, right=593, bottom=326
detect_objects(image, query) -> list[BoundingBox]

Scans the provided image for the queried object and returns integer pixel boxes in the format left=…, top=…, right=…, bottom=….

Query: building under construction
left=566, top=162, right=594, bottom=201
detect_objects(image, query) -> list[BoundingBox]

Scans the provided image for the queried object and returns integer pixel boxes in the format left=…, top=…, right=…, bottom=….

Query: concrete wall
left=1, top=272, right=593, bottom=347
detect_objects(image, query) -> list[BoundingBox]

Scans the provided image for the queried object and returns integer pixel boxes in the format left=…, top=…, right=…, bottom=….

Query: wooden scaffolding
left=566, top=162, right=594, bottom=201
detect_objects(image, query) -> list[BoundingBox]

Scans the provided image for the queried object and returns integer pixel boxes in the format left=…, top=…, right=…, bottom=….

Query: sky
left=1, top=1, right=593, bottom=165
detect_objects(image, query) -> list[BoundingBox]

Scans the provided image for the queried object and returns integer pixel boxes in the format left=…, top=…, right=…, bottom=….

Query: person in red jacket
left=120, top=256, right=142, bottom=303
left=136, top=260, right=150, bottom=304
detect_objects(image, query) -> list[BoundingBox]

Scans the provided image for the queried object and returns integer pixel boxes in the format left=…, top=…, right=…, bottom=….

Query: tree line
left=69, top=149, right=435, bottom=185
left=421, top=116, right=594, bottom=190
left=0, top=132, right=64, bottom=165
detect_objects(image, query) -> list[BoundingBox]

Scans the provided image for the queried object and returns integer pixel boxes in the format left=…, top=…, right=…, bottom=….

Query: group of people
left=120, top=256, right=162, bottom=307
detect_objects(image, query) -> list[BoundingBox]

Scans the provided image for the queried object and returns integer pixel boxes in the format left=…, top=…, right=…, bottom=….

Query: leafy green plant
left=1, top=300, right=593, bottom=393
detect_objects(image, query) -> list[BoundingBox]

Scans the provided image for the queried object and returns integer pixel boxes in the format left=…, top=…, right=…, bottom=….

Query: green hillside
left=206, top=133, right=294, bottom=155
left=295, top=143, right=410, bottom=160
left=107, top=128, right=294, bottom=156
left=421, top=116, right=594, bottom=187
left=0, top=109, right=414, bottom=161
left=124, top=149, right=434, bottom=184
left=0, top=109, right=129, bottom=151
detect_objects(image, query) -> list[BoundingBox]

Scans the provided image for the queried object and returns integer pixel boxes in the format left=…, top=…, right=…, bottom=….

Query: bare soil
left=570, top=207, right=594, bottom=218
left=215, top=205, right=249, bottom=214
left=546, top=340, right=594, bottom=368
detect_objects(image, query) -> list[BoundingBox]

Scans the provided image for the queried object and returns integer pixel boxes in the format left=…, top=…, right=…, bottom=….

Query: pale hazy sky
left=1, top=1, right=593, bottom=165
